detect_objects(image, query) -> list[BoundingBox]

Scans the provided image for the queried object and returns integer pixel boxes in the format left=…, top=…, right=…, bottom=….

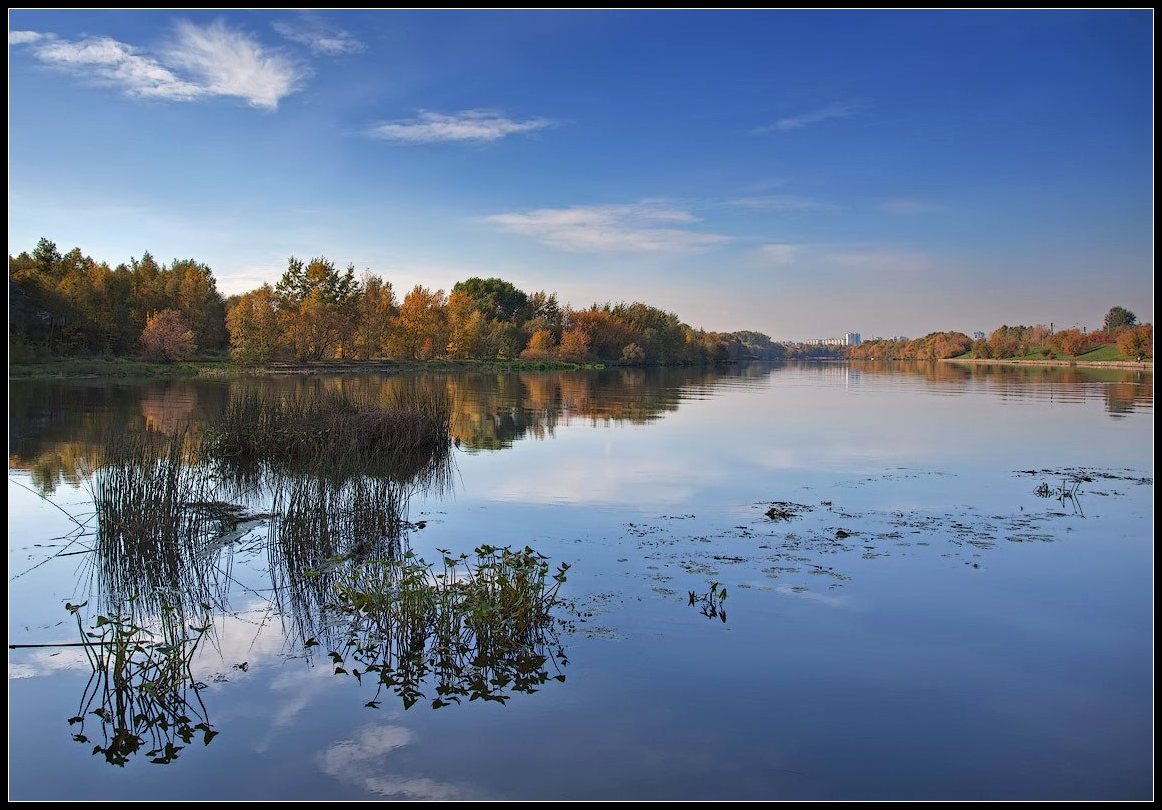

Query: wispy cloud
left=759, top=243, right=799, bottom=265
left=273, top=13, right=364, bottom=56
left=755, top=101, right=864, bottom=134
left=320, top=725, right=470, bottom=800
left=29, top=35, right=206, bottom=101
left=11, top=21, right=304, bottom=110
left=879, top=198, right=945, bottom=215
left=8, top=30, right=51, bottom=45
left=487, top=202, right=730, bottom=254
left=368, top=110, right=553, bottom=144
left=727, top=195, right=836, bottom=212
left=166, top=20, right=305, bottom=109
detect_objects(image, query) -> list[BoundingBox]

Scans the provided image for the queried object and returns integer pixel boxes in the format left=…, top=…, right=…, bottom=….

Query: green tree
left=32, top=237, right=61, bottom=277
left=1104, top=306, right=1137, bottom=334
left=451, top=277, right=530, bottom=323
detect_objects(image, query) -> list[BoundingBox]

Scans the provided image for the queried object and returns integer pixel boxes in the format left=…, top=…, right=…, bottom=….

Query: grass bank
left=9, top=357, right=605, bottom=379
left=945, top=356, right=1151, bottom=370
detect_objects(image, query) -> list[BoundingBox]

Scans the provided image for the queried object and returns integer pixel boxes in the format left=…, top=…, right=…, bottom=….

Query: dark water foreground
left=7, top=362, right=1153, bottom=800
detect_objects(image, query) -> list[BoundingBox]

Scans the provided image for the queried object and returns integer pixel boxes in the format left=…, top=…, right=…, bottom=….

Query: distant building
left=973, top=331, right=986, bottom=341
left=803, top=333, right=862, bottom=346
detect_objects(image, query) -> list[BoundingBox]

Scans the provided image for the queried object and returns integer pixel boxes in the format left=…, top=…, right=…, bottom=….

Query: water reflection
left=9, top=364, right=1150, bottom=497
left=849, top=360, right=1153, bottom=415
left=64, top=602, right=217, bottom=767
left=5, top=362, right=1152, bottom=797
left=15, top=381, right=576, bottom=764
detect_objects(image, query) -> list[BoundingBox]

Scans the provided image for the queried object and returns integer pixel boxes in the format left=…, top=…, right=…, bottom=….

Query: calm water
left=7, top=362, right=1154, bottom=800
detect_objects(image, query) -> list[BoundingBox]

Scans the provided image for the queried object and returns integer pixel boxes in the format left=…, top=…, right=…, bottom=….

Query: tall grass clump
left=208, top=388, right=452, bottom=479
left=265, top=474, right=410, bottom=648
left=321, top=545, right=571, bottom=710
left=88, top=428, right=230, bottom=615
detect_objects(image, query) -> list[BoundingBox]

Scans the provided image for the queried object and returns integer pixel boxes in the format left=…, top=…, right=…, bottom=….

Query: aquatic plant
left=66, top=600, right=217, bottom=767
left=317, top=545, right=571, bottom=710
left=688, top=581, right=728, bottom=623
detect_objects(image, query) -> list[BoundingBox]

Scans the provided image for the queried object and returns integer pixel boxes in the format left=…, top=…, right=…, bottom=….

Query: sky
left=7, top=10, right=1153, bottom=340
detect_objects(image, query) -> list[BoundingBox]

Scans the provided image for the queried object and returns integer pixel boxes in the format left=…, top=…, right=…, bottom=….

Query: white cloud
left=166, top=20, right=304, bottom=110
left=759, top=243, right=799, bottom=265
left=756, top=101, right=863, bottom=133
left=486, top=202, right=730, bottom=254
left=368, top=110, right=553, bottom=143
left=273, top=14, right=364, bottom=56
left=9, top=30, right=51, bottom=45
left=727, top=195, right=836, bottom=212
left=15, top=22, right=303, bottom=110
left=33, top=35, right=206, bottom=101
left=320, top=725, right=470, bottom=800
left=879, top=198, right=945, bottom=215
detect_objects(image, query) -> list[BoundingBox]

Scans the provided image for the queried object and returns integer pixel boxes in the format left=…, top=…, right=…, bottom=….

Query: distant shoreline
left=943, top=357, right=1152, bottom=371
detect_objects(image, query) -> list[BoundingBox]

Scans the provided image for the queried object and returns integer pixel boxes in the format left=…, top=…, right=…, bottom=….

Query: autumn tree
left=129, top=252, right=168, bottom=337
left=1116, top=324, right=1152, bottom=359
left=166, top=259, right=227, bottom=351
left=275, top=257, right=361, bottom=360
left=1050, top=328, right=1091, bottom=357
left=226, top=284, right=281, bottom=363
left=140, top=309, right=196, bottom=363
left=389, top=285, right=448, bottom=359
left=445, top=289, right=491, bottom=359
left=353, top=274, right=397, bottom=360
left=520, top=328, right=557, bottom=360
left=557, top=325, right=591, bottom=362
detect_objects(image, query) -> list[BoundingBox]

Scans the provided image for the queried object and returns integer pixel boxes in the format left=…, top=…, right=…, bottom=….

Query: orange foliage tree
left=140, top=309, right=196, bottom=363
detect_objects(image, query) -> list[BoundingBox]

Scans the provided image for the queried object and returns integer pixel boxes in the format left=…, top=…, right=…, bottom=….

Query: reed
left=209, top=388, right=452, bottom=470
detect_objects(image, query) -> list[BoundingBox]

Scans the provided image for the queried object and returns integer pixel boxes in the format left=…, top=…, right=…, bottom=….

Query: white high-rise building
left=845, top=332, right=862, bottom=346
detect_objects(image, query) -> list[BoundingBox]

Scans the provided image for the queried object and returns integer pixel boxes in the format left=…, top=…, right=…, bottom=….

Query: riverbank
left=944, top=357, right=1151, bottom=370
left=8, top=357, right=608, bottom=379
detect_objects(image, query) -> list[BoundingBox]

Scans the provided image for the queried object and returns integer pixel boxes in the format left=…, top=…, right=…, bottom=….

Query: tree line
left=848, top=307, right=1152, bottom=362
left=9, top=239, right=787, bottom=366
left=10, top=238, right=226, bottom=361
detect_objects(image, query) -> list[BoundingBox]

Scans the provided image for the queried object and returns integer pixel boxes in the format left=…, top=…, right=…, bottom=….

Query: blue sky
left=7, top=10, right=1153, bottom=340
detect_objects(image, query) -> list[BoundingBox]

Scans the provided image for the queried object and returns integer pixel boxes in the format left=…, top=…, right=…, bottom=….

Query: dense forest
left=10, top=239, right=807, bottom=366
